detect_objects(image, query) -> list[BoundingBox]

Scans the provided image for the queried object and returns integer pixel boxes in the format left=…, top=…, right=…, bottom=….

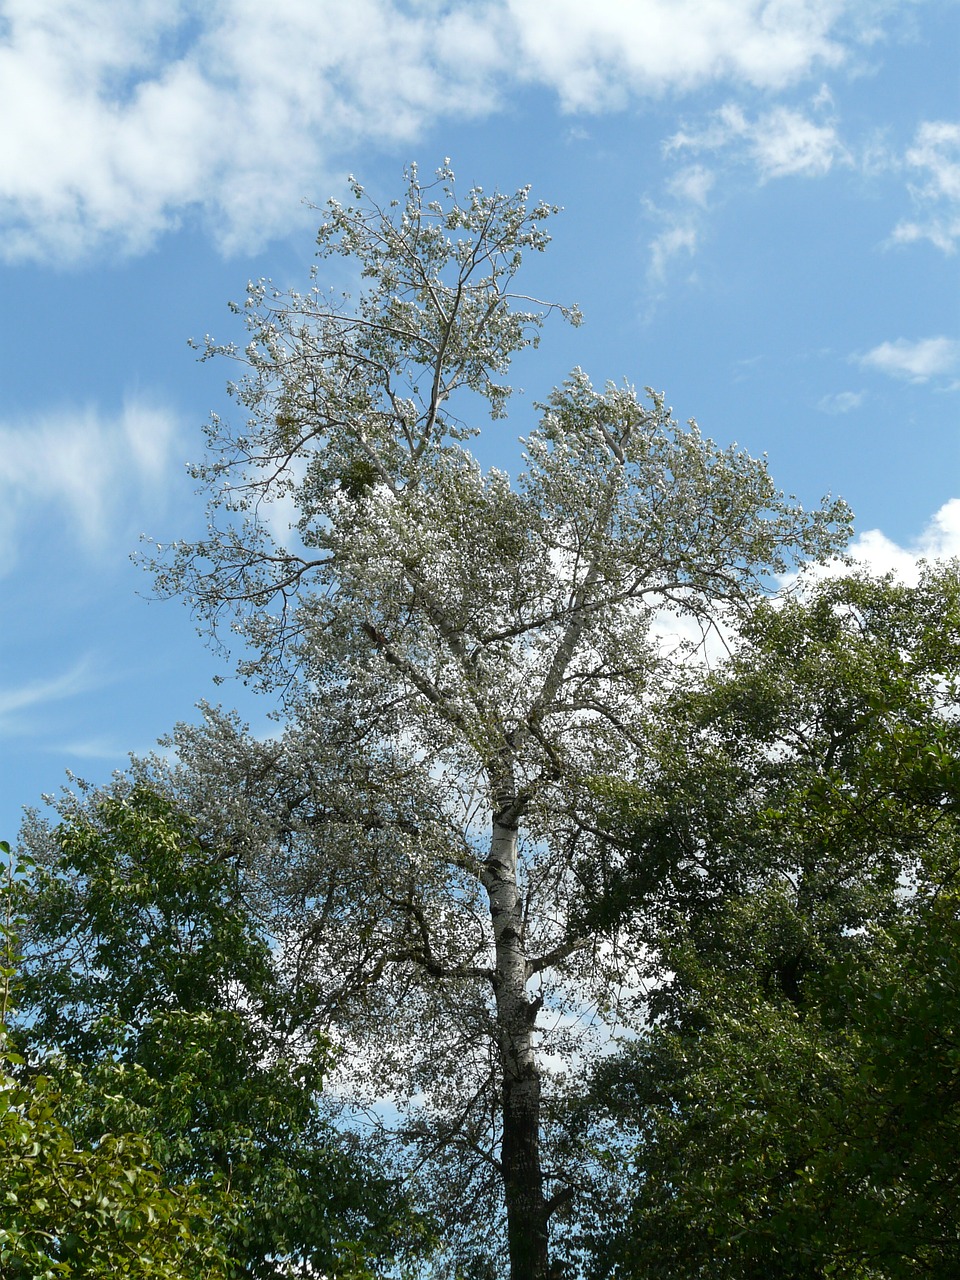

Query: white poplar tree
left=147, top=164, right=850, bottom=1279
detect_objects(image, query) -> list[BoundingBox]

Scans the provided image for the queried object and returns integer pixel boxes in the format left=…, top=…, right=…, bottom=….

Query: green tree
left=575, top=565, right=960, bottom=1278
left=140, top=163, right=850, bottom=1279
left=13, top=792, right=434, bottom=1279
left=1, top=839, right=233, bottom=1279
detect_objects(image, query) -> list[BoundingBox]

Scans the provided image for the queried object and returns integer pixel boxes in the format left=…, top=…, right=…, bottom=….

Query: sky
left=1, top=0, right=958, bottom=843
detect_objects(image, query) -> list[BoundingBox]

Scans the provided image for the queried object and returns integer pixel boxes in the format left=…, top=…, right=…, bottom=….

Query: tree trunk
left=484, top=801, right=551, bottom=1280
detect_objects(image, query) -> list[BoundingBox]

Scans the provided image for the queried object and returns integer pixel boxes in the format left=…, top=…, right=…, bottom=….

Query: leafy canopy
left=13, top=793, right=435, bottom=1279
left=576, top=565, right=960, bottom=1279
left=2, top=838, right=232, bottom=1279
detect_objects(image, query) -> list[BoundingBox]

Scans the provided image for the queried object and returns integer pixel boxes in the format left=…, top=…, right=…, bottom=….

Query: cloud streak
left=0, top=397, right=182, bottom=573
left=0, top=658, right=101, bottom=737
left=817, top=390, right=865, bottom=414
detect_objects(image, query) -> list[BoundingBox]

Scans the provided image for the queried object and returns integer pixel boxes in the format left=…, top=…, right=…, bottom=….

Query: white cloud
left=507, top=0, right=849, bottom=110
left=891, top=119, right=960, bottom=254
left=749, top=104, right=845, bottom=178
left=667, top=100, right=847, bottom=181
left=0, top=658, right=99, bottom=723
left=667, top=165, right=715, bottom=207
left=640, top=168, right=715, bottom=297
left=659, top=502, right=960, bottom=663
left=0, top=397, right=181, bottom=572
left=0, top=1, right=885, bottom=263
left=648, top=222, right=699, bottom=284
left=644, top=90, right=845, bottom=289
left=52, top=735, right=132, bottom=760
left=847, top=498, right=960, bottom=581
left=817, top=389, right=865, bottom=414
left=640, top=178, right=706, bottom=309
left=785, top=499, right=960, bottom=593
left=0, top=0, right=501, bottom=263
left=906, top=121, right=960, bottom=202
left=918, top=498, right=960, bottom=557
left=857, top=336, right=960, bottom=382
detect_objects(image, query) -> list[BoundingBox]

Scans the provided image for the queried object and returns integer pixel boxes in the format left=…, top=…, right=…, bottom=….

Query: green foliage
left=0, top=1061, right=234, bottom=1279
left=577, top=565, right=960, bottom=1278
left=17, top=788, right=275, bottom=1058
left=583, top=875, right=960, bottom=1278
left=580, top=565, right=960, bottom=951
left=2, top=840, right=233, bottom=1278
left=13, top=793, right=435, bottom=1278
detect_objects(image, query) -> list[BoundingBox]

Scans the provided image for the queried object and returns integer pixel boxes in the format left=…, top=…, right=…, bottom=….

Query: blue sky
left=1, top=0, right=958, bottom=842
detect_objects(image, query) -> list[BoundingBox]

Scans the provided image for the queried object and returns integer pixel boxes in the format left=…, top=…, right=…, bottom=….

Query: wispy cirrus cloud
left=643, top=89, right=849, bottom=286
left=50, top=735, right=134, bottom=761
left=645, top=92, right=960, bottom=289
left=0, top=658, right=101, bottom=735
left=0, top=1, right=895, bottom=264
left=890, top=120, right=960, bottom=254
left=643, top=164, right=716, bottom=286
left=817, top=389, right=865, bottom=414
left=666, top=99, right=848, bottom=181
left=0, top=397, right=182, bottom=573
left=856, top=336, right=960, bottom=383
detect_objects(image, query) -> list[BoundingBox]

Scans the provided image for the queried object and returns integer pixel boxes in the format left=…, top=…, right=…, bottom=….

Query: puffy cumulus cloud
left=0, top=0, right=876, bottom=263
left=748, top=104, right=845, bottom=178
left=0, top=1, right=212, bottom=259
left=847, top=499, right=960, bottom=581
left=857, top=336, right=960, bottom=383
left=0, top=0, right=502, bottom=263
left=506, top=0, right=849, bottom=110
left=891, top=119, right=960, bottom=254
left=0, top=397, right=181, bottom=572
left=655, top=500, right=960, bottom=663
left=780, top=500, right=960, bottom=597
